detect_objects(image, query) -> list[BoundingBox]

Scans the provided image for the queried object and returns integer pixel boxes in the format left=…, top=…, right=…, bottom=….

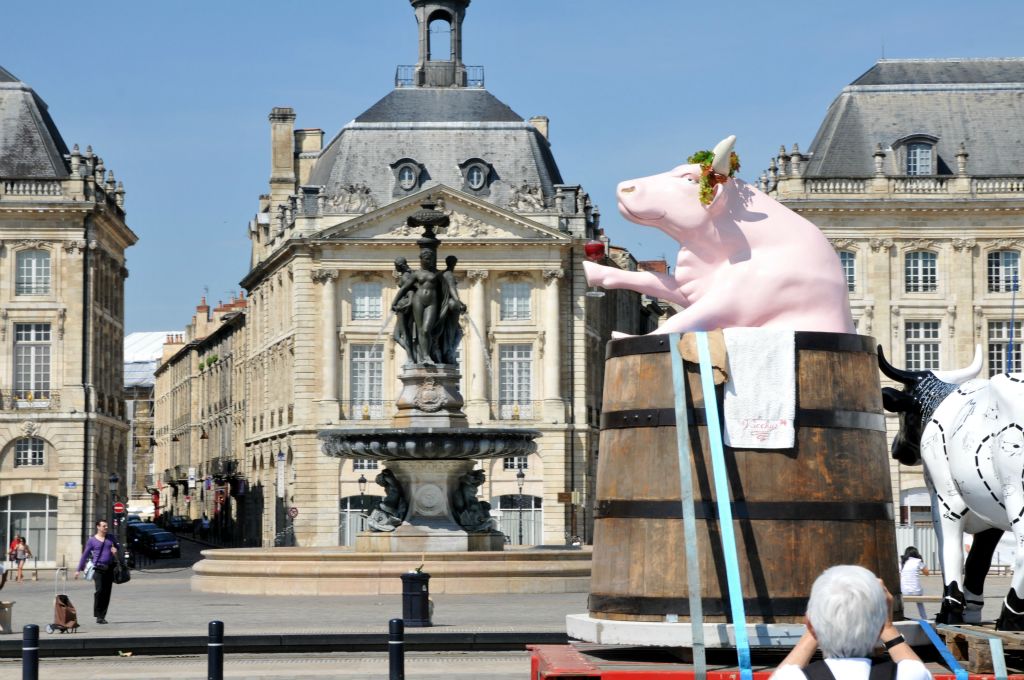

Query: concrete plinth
left=393, top=364, right=467, bottom=428
left=356, top=529, right=505, bottom=553
left=191, top=547, right=592, bottom=595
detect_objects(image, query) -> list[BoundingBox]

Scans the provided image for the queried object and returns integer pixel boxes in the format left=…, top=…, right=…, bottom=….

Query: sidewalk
left=0, top=551, right=1007, bottom=658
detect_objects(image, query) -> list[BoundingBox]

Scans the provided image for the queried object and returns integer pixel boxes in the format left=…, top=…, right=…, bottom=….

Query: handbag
left=83, top=558, right=95, bottom=581
left=113, top=556, right=130, bottom=585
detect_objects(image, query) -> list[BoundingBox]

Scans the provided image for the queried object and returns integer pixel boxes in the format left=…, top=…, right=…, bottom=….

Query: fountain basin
left=319, top=427, right=540, bottom=461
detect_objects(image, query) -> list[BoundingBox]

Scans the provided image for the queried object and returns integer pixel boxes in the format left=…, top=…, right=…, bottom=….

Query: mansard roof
left=0, top=66, right=70, bottom=179
left=307, top=87, right=563, bottom=213
left=804, top=58, right=1024, bottom=178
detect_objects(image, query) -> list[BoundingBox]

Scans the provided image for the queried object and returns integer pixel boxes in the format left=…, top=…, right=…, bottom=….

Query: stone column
left=313, top=269, right=340, bottom=422
left=542, top=269, right=565, bottom=420
left=465, top=270, right=488, bottom=421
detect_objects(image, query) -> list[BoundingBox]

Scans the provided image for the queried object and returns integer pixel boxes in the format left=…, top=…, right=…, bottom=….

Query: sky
left=3, top=0, right=1023, bottom=332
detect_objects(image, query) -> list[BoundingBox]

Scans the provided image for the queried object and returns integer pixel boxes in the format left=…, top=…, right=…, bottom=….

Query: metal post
left=389, top=618, right=404, bottom=680
left=22, top=624, right=38, bottom=680
left=517, top=494, right=524, bottom=545
left=207, top=620, right=224, bottom=680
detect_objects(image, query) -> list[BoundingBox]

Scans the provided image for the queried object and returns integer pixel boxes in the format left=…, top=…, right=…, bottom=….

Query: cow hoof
left=963, top=609, right=983, bottom=625
left=936, top=609, right=964, bottom=625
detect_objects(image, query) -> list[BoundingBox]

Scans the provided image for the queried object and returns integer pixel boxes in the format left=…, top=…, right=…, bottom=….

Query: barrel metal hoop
left=601, top=408, right=885, bottom=432
left=595, top=500, right=895, bottom=521
left=605, top=332, right=875, bottom=359
left=588, top=594, right=809, bottom=617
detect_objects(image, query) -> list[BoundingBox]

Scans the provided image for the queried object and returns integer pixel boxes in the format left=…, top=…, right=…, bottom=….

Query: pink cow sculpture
left=584, top=136, right=855, bottom=335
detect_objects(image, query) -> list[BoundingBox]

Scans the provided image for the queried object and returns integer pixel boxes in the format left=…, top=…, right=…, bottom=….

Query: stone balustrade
left=777, top=175, right=1024, bottom=198
left=1, top=179, right=63, bottom=198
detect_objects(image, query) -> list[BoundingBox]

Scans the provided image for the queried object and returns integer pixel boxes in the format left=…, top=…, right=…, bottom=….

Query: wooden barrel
left=589, top=332, right=900, bottom=623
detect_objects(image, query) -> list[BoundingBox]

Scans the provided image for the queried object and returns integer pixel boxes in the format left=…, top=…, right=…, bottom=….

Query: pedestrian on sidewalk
left=900, top=546, right=930, bottom=619
left=771, top=565, right=931, bottom=680
left=74, top=519, right=120, bottom=625
left=7, top=535, right=18, bottom=569
left=12, top=537, right=31, bottom=583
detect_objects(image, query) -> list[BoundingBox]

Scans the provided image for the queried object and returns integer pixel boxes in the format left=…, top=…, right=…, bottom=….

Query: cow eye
left=683, top=176, right=698, bottom=185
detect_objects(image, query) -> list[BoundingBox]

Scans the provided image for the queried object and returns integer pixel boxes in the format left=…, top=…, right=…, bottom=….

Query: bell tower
left=410, top=0, right=471, bottom=87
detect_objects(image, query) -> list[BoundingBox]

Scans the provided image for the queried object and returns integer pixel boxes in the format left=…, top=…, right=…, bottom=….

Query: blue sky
left=3, top=0, right=1022, bottom=331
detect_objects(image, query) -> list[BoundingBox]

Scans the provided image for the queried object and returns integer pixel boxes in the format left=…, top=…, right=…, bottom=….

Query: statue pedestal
left=356, top=459, right=505, bottom=553
left=392, top=365, right=467, bottom=428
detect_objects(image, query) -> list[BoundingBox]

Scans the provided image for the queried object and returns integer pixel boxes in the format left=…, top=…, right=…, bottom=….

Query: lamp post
left=108, top=472, right=122, bottom=546
left=515, top=469, right=526, bottom=546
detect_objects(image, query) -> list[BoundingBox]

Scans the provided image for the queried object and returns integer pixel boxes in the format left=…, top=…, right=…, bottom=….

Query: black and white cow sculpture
left=879, top=345, right=1024, bottom=630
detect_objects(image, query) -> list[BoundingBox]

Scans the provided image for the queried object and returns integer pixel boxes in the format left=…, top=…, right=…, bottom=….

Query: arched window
left=338, top=494, right=382, bottom=546
left=838, top=251, right=856, bottom=292
left=14, top=438, right=44, bottom=467
left=16, top=249, right=50, bottom=295
left=427, top=14, right=453, bottom=61
left=988, top=250, right=1020, bottom=293
left=905, top=251, right=937, bottom=293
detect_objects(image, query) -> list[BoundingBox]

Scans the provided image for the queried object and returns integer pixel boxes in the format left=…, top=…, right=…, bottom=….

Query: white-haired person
left=772, top=565, right=931, bottom=680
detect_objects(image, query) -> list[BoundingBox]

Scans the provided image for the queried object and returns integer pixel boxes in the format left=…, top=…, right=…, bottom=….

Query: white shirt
left=773, top=658, right=932, bottom=680
left=901, top=557, right=925, bottom=594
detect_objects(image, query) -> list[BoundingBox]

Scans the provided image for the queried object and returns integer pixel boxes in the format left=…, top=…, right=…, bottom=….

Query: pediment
left=316, top=186, right=568, bottom=243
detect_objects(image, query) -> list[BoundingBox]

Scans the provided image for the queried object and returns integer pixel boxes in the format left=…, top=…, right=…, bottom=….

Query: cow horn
left=933, top=345, right=983, bottom=384
left=877, top=345, right=923, bottom=385
left=711, top=135, right=736, bottom=175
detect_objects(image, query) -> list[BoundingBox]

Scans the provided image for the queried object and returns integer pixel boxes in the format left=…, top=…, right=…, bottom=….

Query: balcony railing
left=394, top=64, right=484, bottom=88
left=497, top=401, right=538, bottom=421
left=1, top=179, right=63, bottom=198
left=340, top=401, right=388, bottom=421
left=780, top=175, right=1024, bottom=198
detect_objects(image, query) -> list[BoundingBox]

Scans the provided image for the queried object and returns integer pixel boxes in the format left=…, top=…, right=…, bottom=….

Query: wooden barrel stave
left=590, top=332, right=900, bottom=623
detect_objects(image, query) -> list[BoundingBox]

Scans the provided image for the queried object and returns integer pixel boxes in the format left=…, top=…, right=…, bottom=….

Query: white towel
left=722, top=327, right=796, bottom=449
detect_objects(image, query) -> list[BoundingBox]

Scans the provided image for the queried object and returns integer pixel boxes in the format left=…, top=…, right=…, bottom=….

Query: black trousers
left=93, top=566, right=113, bottom=619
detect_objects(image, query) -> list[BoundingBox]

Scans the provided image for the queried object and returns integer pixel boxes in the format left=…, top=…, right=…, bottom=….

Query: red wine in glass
left=584, top=240, right=606, bottom=298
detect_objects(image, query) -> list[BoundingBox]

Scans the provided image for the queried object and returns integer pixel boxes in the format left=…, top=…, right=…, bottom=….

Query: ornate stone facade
left=0, top=67, right=137, bottom=566
left=767, top=58, right=1024, bottom=523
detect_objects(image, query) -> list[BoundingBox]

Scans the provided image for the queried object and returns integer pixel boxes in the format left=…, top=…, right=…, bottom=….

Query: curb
left=0, top=630, right=570, bottom=658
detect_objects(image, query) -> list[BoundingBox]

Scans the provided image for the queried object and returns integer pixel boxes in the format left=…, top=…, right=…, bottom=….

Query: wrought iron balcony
left=395, top=63, right=484, bottom=88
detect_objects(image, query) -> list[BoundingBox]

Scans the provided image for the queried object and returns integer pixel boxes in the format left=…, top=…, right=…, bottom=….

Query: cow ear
left=882, top=387, right=913, bottom=413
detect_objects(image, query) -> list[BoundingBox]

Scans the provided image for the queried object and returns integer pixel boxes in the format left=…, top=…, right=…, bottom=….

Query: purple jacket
left=77, top=536, right=118, bottom=572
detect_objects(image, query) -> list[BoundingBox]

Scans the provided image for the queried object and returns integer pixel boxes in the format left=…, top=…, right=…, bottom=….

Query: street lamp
left=108, top=472, right=120, bottom=501
left=358, top=474, right=368, bottom=514
left=515, top=469, right=526, bottom=546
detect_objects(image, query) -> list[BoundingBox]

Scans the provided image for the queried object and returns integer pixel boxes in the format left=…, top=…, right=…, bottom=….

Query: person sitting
left=772, top=565, right=931, bottom=680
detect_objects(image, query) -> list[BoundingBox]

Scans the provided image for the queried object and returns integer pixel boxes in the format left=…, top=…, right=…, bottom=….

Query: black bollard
left=208, top=620, right=224, bottom=680
left=389, top=618, right=405, bottom=680
left=22, top=624, right=38, bottom=680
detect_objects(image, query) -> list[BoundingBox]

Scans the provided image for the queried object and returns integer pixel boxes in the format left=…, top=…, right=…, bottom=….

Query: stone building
left=765, top=58, right=1024, bottom=523
left=124, top=332, right=175, bottom=514
left=154, top=0, right=660, bottom=548
left=0, top=66, right=136, bottom=566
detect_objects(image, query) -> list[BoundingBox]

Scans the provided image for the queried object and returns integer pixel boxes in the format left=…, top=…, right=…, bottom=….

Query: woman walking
left=74, top=519, right=119, bottom=624
left=901, top=546, right=930, bottom=618
left=12, top=537, right=31, bottom=583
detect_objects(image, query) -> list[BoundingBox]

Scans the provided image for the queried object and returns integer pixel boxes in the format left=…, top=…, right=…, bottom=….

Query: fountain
left=189, top=200, right=591, bottom=596
left=319, top=200, right=540, bottom=552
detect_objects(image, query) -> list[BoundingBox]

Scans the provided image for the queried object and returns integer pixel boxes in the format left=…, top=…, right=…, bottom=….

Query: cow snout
left=620, top=185, right=636, bottom=193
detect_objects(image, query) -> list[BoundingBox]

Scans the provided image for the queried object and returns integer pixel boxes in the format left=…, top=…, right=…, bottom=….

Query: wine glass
left=584, top=240, right=606, bottom=298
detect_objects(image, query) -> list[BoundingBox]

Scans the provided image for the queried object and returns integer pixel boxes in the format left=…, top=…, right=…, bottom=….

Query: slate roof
left=124, top=332, right=175, bottom=389
left=0, top=66, right=70, bottom=179
left=307, top=87, right=563, bottom=211
left=804, top=59, right=1024, bottom=178
left=355, top=88, right=523, bottom=123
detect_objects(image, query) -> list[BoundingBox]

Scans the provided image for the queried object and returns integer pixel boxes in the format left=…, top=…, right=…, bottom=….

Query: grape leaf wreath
left=687, top=149, right=741, bottom=205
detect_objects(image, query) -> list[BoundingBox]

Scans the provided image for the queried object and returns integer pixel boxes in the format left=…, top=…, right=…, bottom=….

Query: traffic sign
left=112, top=501, right=126, bottom=515
left=287, top=506, right=299, bottom=519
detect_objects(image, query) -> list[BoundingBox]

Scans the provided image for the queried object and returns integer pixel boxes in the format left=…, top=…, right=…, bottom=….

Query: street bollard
left=207, top=620, right=224, bottom=680
left=389, top=618, right=404, bottom=680
left=21, top=624, right=38, bottom=680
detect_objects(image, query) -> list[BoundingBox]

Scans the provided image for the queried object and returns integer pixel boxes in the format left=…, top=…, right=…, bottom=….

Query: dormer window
left=390, top=159, right=425, bottom=194
left=458, top=158, right=493, bottom=195
left=893, top=134, right=939, bottom=176
left=906, top=143, right=932, bottom=176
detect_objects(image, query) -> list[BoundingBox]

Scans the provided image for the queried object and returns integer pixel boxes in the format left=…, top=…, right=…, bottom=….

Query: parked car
left=167, top=515, right=190, bottom=531
left=126, top=522, right=162, bottom=552
left=125, top=514, right=143, bottom=525
left=141, top=531, right=181, bottom=558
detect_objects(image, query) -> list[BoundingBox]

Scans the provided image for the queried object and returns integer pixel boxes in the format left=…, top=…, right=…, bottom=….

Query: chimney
left=294, top=128, right=324, bottom=185
left=268, top=107, right=297, bottom=206
left=529, top=116, right=550, bottom=141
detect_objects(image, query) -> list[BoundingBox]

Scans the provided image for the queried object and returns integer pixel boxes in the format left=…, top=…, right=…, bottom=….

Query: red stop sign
left=112, top=502, right=126, bottom=515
